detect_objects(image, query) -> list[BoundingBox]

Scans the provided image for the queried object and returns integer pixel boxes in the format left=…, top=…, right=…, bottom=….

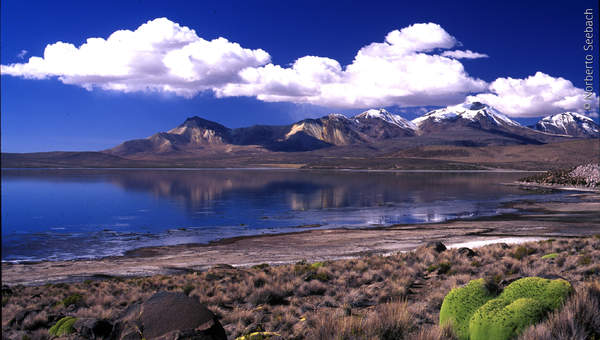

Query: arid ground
left=2, top=139, right=598, bottom=171
left=2, top=236, right=599, bottom=339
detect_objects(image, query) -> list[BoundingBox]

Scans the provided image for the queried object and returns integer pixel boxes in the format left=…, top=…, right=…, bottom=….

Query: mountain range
left=3, top=101, right=598, bottom=170
left=106, top=102, right=598, bottom=157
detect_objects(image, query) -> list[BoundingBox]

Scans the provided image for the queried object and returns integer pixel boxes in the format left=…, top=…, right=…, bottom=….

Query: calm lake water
left=1, top=169, right=567, bottom=262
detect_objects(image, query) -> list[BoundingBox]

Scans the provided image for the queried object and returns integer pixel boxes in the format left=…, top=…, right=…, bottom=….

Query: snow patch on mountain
left=327, top=113, right=349, bottom=120
left=412, top=102, right=520, bottom=127
left=354, top=109, right=417, bottom=130
left=536, top=112, right=599, bottom=135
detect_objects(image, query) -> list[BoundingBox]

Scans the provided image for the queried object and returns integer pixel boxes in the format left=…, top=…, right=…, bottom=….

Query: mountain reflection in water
left=1, top=169, right=563, bottom=261
left=101, top=170, right=522, bottom=210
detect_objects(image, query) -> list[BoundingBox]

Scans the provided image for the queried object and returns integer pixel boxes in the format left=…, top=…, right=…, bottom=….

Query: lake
left=1, top=169, right=567, bottom=262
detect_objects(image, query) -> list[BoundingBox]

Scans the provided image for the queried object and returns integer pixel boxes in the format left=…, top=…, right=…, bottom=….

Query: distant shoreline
left=1, top=167, right=545, bottom=172
left=2, top=139, right=598, bottom=171
left=511, top=181, right=600, bottom=193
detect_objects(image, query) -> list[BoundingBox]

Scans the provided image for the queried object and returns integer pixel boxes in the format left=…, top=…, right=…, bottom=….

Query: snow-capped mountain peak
left=354, top=108, right=417, bottom=130
left=412, top=102, right=520, bottom=128
left=534, top=112, right=599, bottom=137
left=327, top=113, right=348, bottom=120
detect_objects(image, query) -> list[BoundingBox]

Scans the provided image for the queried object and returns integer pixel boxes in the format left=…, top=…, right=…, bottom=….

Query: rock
left=499, top=243, right=510, bottom=249
left=10, top=308, right=41, bottom=329
left=2, top=284, right=13, bottom=296
left=425, top=241, right=447, bottom=253
left=113, top=291, right=226, bottom=340
left=73, top=318, right=113, bottom=339
left=457, top=247, right=477, bottom=257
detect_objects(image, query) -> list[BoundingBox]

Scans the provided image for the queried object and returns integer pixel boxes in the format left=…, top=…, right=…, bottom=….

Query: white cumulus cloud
left=468, top=72, right=599, bottom=117
left=5, top=19, right=591, bottom=116
left=219, top=23, right=488, bottom=107
left=1, top=18, right=270, bottom=97
left=1, top=19, right=487, bottom=108
left=441, top=50, right=488, bottom=59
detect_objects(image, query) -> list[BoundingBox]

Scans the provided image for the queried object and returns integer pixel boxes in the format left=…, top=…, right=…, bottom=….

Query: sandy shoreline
left=3, top=189, right=599, bottom=286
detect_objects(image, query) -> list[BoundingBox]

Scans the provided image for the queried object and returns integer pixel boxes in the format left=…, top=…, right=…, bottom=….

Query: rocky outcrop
left=73, top=318, right=113, bottom=339
left=521, top=163, right=600, bottom=188
left=570, top=163, right=600, bottom=187
left=422, top=241, right=447, bottom=253
left=112, top=292, right=227, bottom=340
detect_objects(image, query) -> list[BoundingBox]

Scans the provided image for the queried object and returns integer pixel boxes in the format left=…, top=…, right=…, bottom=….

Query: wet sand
left=2, top=190, right=599, bottom=286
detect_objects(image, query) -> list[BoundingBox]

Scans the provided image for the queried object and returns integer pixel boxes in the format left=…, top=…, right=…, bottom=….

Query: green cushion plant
left=439, top=278, right=495, bottom=340
left=469, top=298, right=547, bottom=340
left=440, top=277, right=572, bottom=340
left=498, top=277, right=572, bottom=310
left=49, top=316, right=77, bottom=337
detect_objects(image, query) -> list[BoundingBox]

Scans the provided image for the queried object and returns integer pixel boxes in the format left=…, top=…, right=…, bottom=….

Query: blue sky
left=1, top=0, right=599, bottom=152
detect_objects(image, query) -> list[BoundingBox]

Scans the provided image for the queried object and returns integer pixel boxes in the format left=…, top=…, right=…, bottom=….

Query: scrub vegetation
left=2, top=237, right=599, bottom=339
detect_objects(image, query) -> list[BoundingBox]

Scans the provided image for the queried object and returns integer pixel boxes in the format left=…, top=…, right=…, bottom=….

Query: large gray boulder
left=73, top=318, right=113, bottom=338
left=113, top=292, right=226, bottom=340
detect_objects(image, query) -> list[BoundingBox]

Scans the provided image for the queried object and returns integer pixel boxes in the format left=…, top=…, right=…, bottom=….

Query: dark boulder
left=457, top=247, right=477, bottom=257
left=2, top=284, right=13, bottom=296
left=73, top=318, right=113, bottom=339
left=10, top=308, right=41, bottom=329
left=424, top=241, right=447, bottom=253
left=113, top=291, right=226, bottom=340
